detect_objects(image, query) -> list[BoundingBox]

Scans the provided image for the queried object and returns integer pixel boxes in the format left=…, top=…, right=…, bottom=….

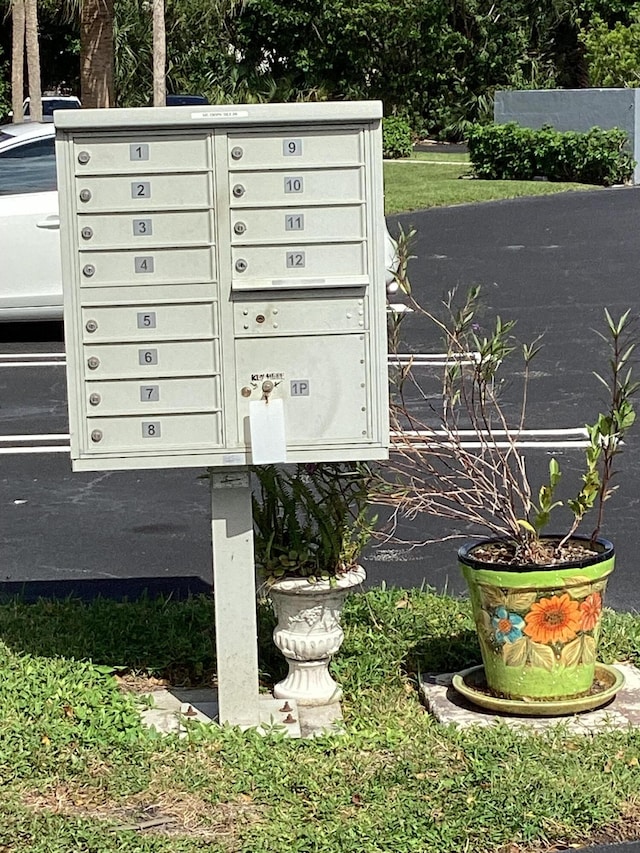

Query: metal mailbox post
left=55, top=102, right=389, bottom=727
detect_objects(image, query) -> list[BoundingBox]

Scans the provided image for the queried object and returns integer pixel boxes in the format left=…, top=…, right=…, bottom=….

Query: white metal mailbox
left=56, top=102, right=389, bottom=471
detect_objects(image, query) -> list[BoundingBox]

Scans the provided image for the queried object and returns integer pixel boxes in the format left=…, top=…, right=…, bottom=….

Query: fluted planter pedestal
left=269, top=566, right=365, bottom=706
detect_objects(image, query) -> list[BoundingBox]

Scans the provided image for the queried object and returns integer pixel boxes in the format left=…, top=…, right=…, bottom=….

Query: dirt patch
left=115, top=673, right=172, bottom=694
left=495, top=796, right=640, bottom=851
left=21, top=783, right=264, bottom=844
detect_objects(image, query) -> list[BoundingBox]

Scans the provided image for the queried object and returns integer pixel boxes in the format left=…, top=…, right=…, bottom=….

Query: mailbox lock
left=234, top=221, right=246, bottom=235
left=232, top=184, right=245, bottom=198
left=83, top=264, right=96, bottom=278
left=231, top=146, right=244, bottom=161
left=77, top=150, right=91, bottom=165
left=256, top=314, right=265, bottom=324
left=81, top=226, right=94, bottom=240
left=79, top=188, right=92, bottom=202
left=89, top=393, right=101, bottom=406
left=85, top=319, right=98, bottom=333
left=87, top=356, right=100, bottom=370
left=235, top=259, right=248, bottom=273
left=91, top=430, right=103, bottom=443
left=241, top=386, right=252, bottom=398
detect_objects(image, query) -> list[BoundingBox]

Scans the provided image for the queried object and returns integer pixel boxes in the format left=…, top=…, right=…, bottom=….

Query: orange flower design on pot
left=524, top=593, right=581, bottom=645
left=579, top=592, right=602, bottom=632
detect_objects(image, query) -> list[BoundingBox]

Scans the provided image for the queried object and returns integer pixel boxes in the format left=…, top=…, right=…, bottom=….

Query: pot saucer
left=452, top=663, right=624, bottom=717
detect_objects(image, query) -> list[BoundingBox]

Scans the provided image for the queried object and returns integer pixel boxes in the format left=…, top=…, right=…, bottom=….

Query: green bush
left=467, top=122, right=635, bottom=185
left=0, top=54, right=9, bottom=123
left=580, top=8, right=640, bottom=87
left=382, top=116, right=413, bottom=159
left=231, top=0, right=568, bottom=140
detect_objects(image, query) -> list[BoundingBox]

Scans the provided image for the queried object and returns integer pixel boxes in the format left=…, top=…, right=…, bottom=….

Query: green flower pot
left=459, top=536, right=615, bottom=701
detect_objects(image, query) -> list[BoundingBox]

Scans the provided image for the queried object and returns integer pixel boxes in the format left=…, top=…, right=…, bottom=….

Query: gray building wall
left=494, top=89, right=640, bottom=184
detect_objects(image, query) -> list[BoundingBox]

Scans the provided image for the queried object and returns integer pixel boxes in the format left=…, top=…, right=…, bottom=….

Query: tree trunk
left=11, top=0, right=25, bottom=122
left=80, top=0, right=115, bottom=108
left=24, top=0, right=42, bottom=122
left=152, top=0, right=166, bottom=107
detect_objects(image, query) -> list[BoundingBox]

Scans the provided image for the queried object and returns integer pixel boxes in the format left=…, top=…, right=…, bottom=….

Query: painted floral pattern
left=491, top=607, right=525, bottom=644
left=579, top=592, right=602, bottom=632
left=477, top=578, right=607, bottom=671
left=524, top=594, right=581, bottom=645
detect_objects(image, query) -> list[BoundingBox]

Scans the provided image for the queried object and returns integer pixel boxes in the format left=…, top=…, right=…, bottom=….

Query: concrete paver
left=139, top=688, right=344, bottom=739
left=420, top=663, right=640, bottom=732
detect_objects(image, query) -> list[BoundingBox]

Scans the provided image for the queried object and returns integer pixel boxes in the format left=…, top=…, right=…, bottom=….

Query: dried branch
left=373, top=286, right=637, bottom=564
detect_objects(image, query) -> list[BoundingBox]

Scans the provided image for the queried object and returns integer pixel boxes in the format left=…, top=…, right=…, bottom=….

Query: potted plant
left=252, top=461, right=374, bottom=706
left=376, top=285, right=637, bottom=707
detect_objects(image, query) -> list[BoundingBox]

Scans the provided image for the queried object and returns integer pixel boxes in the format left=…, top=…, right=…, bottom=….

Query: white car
left=0, top=120, right=399, bottom=322
left=0, top=122, right=61, bottom=321
left=13, top=95, right=82, bottom=122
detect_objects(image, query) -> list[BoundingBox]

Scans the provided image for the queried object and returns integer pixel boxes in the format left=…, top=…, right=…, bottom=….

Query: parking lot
left=3, top=185, right=640, bottom=610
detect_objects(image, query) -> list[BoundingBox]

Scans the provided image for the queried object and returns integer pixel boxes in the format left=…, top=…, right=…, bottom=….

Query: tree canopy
left=1, top=0, right=640, bottom=138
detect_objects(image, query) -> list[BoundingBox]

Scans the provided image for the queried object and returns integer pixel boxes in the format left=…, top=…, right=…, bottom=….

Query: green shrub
left=467, top=122, right=635, bottom=186
left=0, top=55, right=9, bottom=123
left=382, top=116, right=413, bottom=159
left=580, top=9, right=640, bottom=88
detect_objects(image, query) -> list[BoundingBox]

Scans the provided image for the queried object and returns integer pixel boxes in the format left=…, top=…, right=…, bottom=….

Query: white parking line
left=0, top=433, right=71, bottom=453
left=0, top=434, right=70, bottom=442
left=0, top=362, right=66, bottom=368
left=0, top=446, right=70, bottom=454
left=392, top=428, right=591, bottom=449
left=0, top=352, right=591, bottom=454
left=0, top=353, right=65, bottom=359
left=1, top=351, right=474, bottom=367
left=0, top=352, right=65, bottom=368
left=397, top=428, right=589, bottom=437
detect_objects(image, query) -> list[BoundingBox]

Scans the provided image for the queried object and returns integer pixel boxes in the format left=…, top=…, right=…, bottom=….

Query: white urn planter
left=269, top=565, right=366, bottom=706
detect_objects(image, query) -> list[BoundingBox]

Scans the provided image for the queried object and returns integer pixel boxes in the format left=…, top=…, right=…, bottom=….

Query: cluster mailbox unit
left=55, top=102, right=389, bottom=728
left=55, top=102, right=389, bottom=471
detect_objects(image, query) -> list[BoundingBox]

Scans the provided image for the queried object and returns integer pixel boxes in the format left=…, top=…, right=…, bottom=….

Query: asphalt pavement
left=370, top=185, right=640, bottom=614
left=3, top=186, right=640, bottom=613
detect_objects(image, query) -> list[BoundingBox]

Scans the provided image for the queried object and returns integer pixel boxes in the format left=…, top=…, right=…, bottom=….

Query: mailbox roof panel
left=54, top=101, right=383, bottom=132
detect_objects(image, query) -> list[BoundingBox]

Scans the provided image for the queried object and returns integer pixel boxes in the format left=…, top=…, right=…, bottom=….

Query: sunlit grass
left=383, top=152, right=596, bottom=215
left=1, top=590, right=640, bottom=851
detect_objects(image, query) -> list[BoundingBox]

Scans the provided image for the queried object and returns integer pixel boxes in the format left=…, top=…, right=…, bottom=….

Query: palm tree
left=79, top=0, right=115, bottom=108
left=10, top=0, right=41, bottom=123
left=152, top=0, right=166, bottom=107
left=24, top=0, right=42, bottom=121
left=10, top=0, right=25, bottom=121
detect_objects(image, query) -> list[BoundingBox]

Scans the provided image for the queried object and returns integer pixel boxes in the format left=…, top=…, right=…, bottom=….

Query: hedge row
left=467, top=123, right=635, bottom=186
left=382, top=117, right=413, bottom=159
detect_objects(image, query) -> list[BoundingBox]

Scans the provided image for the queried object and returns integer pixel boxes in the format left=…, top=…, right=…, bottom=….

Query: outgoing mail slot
left=233, top=295, right=367, bottom=335
left=230, top=205, right=364, bottom=244
left=77, top=210, right=213, bottom=249
left=74, top=134, right=210, bottom=174
left=228, top=168, right=363, bottom=207
left=231, top=242, right=366, bottom=287
left=85, top=412, right=223, bottom=452
left=83, top=340, right=218, bottom=379
left=81, top=302, right=216, bottom=341
left=75, top=172, right=212, bottom=212
left=85, top=376, right=219, bottom=415
left=78, top=247, right=215, bottom=287
left=227, top=129, right=362, bottom=169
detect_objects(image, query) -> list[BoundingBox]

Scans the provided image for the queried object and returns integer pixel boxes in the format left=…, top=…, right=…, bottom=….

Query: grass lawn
left=0, top=151, right=634, bottom=853
left=1, top=589, right=640, bottom=852
left=383, top=152, right=597, bottom=215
